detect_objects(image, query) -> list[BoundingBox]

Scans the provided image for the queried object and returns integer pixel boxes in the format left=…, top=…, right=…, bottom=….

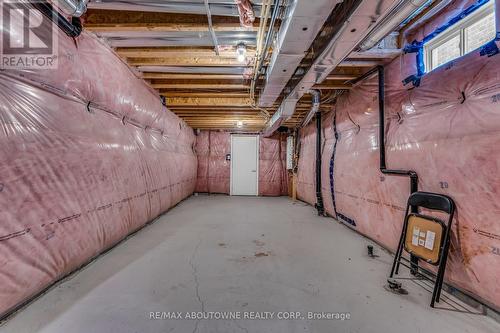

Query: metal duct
left=258, top=0, right=342, bottom=107
left=301, top=90, right=320, bottom=127
left=87, top=1, right=262, bottom=17
left=263, top=0, right=430, bottom=135
left=401, top=0, right=452, bottom=32
left=261, top=98, right=298, bottom=137
left=358, top=0, right=429, bottom=51
left=56, top=0, right=89, bottom=17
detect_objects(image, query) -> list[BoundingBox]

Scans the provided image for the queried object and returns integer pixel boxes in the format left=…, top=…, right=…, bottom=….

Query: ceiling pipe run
left=250, top=0, right=280, bottom=101
left=263, top=0, right=431, bottom=136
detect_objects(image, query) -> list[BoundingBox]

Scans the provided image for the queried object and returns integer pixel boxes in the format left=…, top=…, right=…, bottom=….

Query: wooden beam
left=166, top=97, right=254, bottom=107
left=168, top=106, right=270, bottom=110
left=118, top=47, right=256, bottom=58
left=127, top=57, right=251, bottom=66
left=325, top=74, right=359, bottom=80
left=153, top=79, right=247, bottom=84
left=142, top=73, right=245, bottom=80
left=183, top=117, right=265, bottom=121
left=87, top=23, right=257, bottom=32
left=189, top=126, right=264, bottom=130
left=162, top=92, right=249, bottom=98
left=84, top=9, right=259, bottom=31
left=153, top=83, right=249, bottom=89
left=177, top=113, right=264, bottom=117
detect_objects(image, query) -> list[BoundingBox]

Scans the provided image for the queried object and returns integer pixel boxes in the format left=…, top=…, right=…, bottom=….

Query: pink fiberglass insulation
left=259, top=134, right=288, bottom=196
left=195, top=131, right=288, bottom=196
left=297, top=124, right=317, bottom=206
left=297, top=0, right=500, bottom=309
left=195, top=131, right=231, bottom=194
left=0, top=9, right=197, bottom=317
left=320, top=110, right=336, bottom=217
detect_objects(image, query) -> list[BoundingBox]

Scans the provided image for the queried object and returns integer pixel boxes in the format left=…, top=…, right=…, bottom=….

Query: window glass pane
left=465, top=12, right=496, bottom=52
left=430, top=34, right=461, bottom=70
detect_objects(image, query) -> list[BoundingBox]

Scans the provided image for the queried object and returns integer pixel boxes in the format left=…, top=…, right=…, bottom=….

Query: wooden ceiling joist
left=325, top=74, right=358, bottom=80
left=142, top=73, right=245, bottom=80
left=84, top=10, right=259, bottom=32
left=127, top=57, right=251, bottom=66
left=161, top=92, right=249, bottom=98
left=153, top=83, right=249, bottom=89
left=166, top=97, right=254, bottom=107
left=118, top=47, right=256, bottom=58
left=83, top=7, right=347, bottom=131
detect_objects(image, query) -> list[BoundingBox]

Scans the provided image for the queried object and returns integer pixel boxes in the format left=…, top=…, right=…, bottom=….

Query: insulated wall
left=195, top=131, right=288, bottom=196
left=297, top=0, right=500, bottom=309
left=0, top=9, right=197, bottom=317
left=195, top=131, right=231, bottom=194
left=297, top=124, right=317, bottom=205
left=259, top=134, right=288, bottom=196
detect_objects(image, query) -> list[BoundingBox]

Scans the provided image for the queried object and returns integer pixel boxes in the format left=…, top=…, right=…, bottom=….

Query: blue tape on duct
left=402, top=0, right=496, bottom=86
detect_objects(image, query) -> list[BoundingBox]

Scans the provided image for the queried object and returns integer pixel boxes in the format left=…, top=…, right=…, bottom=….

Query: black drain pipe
left=316, top=111, right=325, bottom=216
left=351, top=65, right=419, bottom=272
left=31, top=1, right=83, bottom=38
left=376, top=66, right=419, bottom=193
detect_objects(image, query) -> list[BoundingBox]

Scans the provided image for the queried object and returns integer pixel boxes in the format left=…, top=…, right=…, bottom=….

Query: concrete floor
left=1, top=195, right=498, bottom=333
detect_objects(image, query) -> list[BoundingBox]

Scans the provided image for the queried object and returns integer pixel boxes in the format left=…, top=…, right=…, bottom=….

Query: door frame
left=230, top=134, right=259, bottom=196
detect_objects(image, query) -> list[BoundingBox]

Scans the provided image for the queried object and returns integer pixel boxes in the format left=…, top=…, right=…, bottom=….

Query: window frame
left=423, top=0, right=495, bottom=72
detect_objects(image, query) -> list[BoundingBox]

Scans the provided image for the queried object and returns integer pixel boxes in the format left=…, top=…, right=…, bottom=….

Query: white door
left=231, top=135, right=259, bottom=196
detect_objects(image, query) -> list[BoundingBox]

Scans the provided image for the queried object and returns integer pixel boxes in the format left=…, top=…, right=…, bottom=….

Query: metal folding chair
left=389, top=191, right=455, bottom=307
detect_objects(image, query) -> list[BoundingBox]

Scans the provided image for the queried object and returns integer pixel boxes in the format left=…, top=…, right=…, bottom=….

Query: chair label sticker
left=424, top=231, right=436, bottom=250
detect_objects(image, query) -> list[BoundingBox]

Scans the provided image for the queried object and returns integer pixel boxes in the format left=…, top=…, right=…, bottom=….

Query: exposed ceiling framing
left=83, top=0, right=406, bottom=131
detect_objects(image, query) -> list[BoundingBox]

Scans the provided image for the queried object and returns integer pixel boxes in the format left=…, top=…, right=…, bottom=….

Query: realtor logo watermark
left=1, top=0, right=58, bottom=69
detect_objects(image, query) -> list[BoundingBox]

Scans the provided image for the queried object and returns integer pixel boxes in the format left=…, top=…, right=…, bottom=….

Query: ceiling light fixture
left=236, top=43, right=247, bottom=62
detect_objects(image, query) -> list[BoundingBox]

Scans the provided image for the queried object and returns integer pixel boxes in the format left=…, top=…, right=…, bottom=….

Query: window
left=424, top=0, right=496, bottom=72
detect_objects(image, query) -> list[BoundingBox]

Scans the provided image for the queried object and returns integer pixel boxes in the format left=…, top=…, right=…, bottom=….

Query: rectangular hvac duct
left=258, top=0, right=343, bottom=107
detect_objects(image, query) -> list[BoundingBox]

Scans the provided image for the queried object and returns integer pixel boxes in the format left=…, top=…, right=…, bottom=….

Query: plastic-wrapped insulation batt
left=0, top=5, right=197, bottom=317
left=297, top=0, right=500, bottom=310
